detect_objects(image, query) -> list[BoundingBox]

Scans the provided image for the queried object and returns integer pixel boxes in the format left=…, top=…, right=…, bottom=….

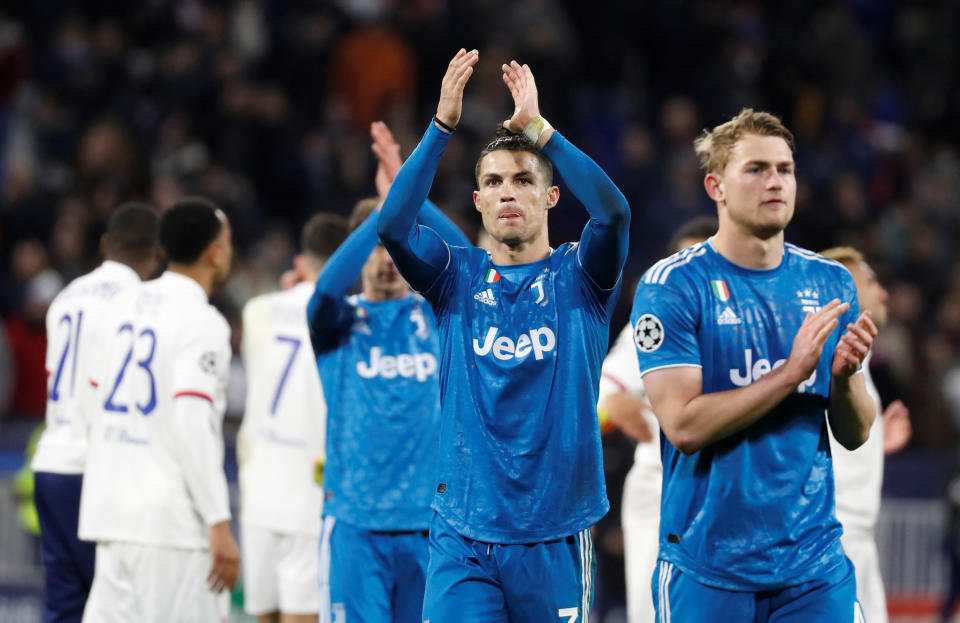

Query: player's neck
left=711, top=227, right=784, bottom=270
left=488, top=233, right=551, bottom=266
left=167, top=264, right=213, bottom=299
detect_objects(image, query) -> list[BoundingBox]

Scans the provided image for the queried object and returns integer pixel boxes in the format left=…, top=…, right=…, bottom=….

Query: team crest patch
left=199, top=351, right=218, bottom=375
left=634, top=314, right=664, bottom=353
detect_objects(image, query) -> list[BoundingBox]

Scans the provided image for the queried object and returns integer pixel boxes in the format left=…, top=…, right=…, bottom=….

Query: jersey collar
left=158, top=271, right=209, bottom=303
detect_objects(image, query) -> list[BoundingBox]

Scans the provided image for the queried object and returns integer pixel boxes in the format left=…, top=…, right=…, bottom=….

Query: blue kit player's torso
left=424, top=242, right=617, bottom=543
left=313, top=292, right=440, bottom=530
left=631, top=240, right=860, bottom=592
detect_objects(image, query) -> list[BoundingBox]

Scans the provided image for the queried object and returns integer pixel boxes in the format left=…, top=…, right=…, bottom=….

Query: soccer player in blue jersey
left=378, top=50, right=630, bottom=622
left=631, top=109, right=878, bottom=622
left=307, top=121, right=470, bottom=623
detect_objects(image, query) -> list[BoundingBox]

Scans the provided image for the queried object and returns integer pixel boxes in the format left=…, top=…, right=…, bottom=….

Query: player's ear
left=704, top=173, right=724, bottom=204
left=473, top=189, right=481, bottom=212
left=545, top=185, right=559, bottom=210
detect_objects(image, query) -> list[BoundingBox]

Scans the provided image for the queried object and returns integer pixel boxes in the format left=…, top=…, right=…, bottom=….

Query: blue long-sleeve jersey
left=307, top=201, right=468, bottom=531
left=378, top=121, right=630, bottom=543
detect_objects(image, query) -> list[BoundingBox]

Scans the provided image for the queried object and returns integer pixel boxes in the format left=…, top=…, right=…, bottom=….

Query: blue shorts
left=319, top=516, right=428, bottom=623
left=422, top=512, right=596, bottom=623
left=34, top=471, right=96, bottom=623
left=653, top=557, right=866, bottom=623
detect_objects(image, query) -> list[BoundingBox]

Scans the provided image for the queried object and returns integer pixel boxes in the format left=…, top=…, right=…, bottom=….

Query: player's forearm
left=306, top=210, right=378, bottom=336
left=171, top=397, right=231, bottom=526
left=377, top=121, right=451, bottom=249
left=828, top=372, right=875, bottom=450
left=378, top=122, right=454, bottom=292
left=541, top=131, right=630, bottom=286
left=663, top=366, right=802, bottom=454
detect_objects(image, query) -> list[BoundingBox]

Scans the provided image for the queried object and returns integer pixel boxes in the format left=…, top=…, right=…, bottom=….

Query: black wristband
left=433, top=115, right=455, bottom=133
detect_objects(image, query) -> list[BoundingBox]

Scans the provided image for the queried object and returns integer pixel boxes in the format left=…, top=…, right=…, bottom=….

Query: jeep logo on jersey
left=473, top=326, right=556, bottom=361
left=730, top=348, right=817, bottom=392
left=356, top=347, right=437, bottom=381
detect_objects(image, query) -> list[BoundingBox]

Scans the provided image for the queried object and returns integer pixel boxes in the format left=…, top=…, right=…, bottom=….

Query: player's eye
left=486, top=178, right=501, bottom=186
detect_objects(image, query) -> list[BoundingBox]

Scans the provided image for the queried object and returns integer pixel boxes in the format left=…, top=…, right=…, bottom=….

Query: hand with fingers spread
left=831, top=311, right=878, bottom=379
left=207, top=521, right=240, bottom=593
left=371, top=121, right=403, bottom=199
left=436, top=48, right=479, bottom=131
left=783, top=299, right=849, bottom=386
left=501, top=60, right=541, bottom=133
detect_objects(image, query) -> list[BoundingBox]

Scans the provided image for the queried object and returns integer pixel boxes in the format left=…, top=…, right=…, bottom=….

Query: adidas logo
left=473, top=288, right=497, bottom=306
left=718, top=306, right=742, bottom=325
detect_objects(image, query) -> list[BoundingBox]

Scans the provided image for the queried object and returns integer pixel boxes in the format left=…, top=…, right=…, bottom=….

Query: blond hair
left=819, top=246, right=864, bottom=265
left=693, top=108, right=795, bottom=174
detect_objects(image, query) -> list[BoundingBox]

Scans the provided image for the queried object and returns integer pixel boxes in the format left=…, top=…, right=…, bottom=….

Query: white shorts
left=841, top=528, right=887, bottom=623
left=82, top=541, right=229, bottom=623
left=241, top=523, right=319, bottom=615
left=621, top=461, right=661, bottom=623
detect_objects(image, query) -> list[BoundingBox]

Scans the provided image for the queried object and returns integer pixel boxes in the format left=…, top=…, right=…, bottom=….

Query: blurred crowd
left=4, top=0, right=960, bottom=617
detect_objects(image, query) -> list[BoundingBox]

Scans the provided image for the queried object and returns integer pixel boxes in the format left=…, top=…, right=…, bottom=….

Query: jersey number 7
left=270, top=335, right=302, bottom=416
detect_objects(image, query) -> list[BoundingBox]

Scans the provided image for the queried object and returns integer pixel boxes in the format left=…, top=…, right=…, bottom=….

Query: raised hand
left=831, top=311, right=878, bottom=379
left=784, top=299, right=848, bottom=386
left=370, top=121, right=403, bottom=199
left=501, top=60, right=541, bottom=133
left=436, top=48, right=479, bottom=130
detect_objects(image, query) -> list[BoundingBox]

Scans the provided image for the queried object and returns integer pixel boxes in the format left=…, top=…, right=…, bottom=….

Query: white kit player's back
left=238, top=281, right=326, bottom=536
left=79, top=272, right=231, bottom=548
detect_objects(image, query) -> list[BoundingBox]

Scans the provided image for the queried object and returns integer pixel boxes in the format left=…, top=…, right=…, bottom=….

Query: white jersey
left=32, top=261, right=142, bottom=475
left=238, top=282, right=325, bottom=536
left=79, top=271, right=232, bottom=549
left=599, top=323, right=662, bottom=521
left=829, top=352, right=884, bottom=532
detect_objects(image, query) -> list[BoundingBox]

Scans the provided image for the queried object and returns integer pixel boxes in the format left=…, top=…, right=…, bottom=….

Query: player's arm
left=306, top=210, right=377, bottom=353
left=827, top=311, right=879, bottom=450
left=371, top=120, right=471, bottom=249
left=598, top=324, right=653, bottom=442
left=501, top=61, right=630, bottom=289
left=170, top=325, right=238, bottom=591
left=645, top=300, right=851, bottom=455
left=378, top=49, right=479, bottom=293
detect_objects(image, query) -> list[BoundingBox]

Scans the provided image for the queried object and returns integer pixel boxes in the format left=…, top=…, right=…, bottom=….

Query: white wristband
left=522, top=116, right=552, bottom=146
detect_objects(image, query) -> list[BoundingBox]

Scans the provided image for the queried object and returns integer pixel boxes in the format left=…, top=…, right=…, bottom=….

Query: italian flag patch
left=484, top=268, right=501, bottom=283
left=710, top=280, right=730, bottom=302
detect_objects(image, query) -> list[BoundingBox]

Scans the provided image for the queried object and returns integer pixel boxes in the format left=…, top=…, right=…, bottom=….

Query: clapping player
left=378, top=50, right=630, bottom=621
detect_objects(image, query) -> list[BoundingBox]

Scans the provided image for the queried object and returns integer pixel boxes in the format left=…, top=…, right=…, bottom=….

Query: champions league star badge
left=634, top=313, right=664, bottom=353
left=199, top=351, right=218, bottom=375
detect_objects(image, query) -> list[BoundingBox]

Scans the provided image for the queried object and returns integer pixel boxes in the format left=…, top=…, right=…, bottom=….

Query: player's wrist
left=433, top=115, right=455, bottom=133
left=519, top=115, right=553, bottom=147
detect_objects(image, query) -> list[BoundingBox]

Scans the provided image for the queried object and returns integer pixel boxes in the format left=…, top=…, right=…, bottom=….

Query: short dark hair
left=159, top=197, right=224, bottom=264
left=474, top=127, right=554, bottom=186
left=301, top=213, right=348, bottom=261
left=669, top=216, right=718, bottom=252
left=104, top=202, right=160, bottom=261
left=348, top=198, right=380, bottom=233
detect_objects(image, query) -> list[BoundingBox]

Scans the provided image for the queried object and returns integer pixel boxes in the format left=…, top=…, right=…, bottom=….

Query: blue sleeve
left=419, top=199, right=470, bottom=248
left=378, top=122, right=456, bottom=294
left=306, top=210, right=378, bottom=354
left=630, top=274, right=701, bottom=374
left=542, top=131, right=630, bottom=290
